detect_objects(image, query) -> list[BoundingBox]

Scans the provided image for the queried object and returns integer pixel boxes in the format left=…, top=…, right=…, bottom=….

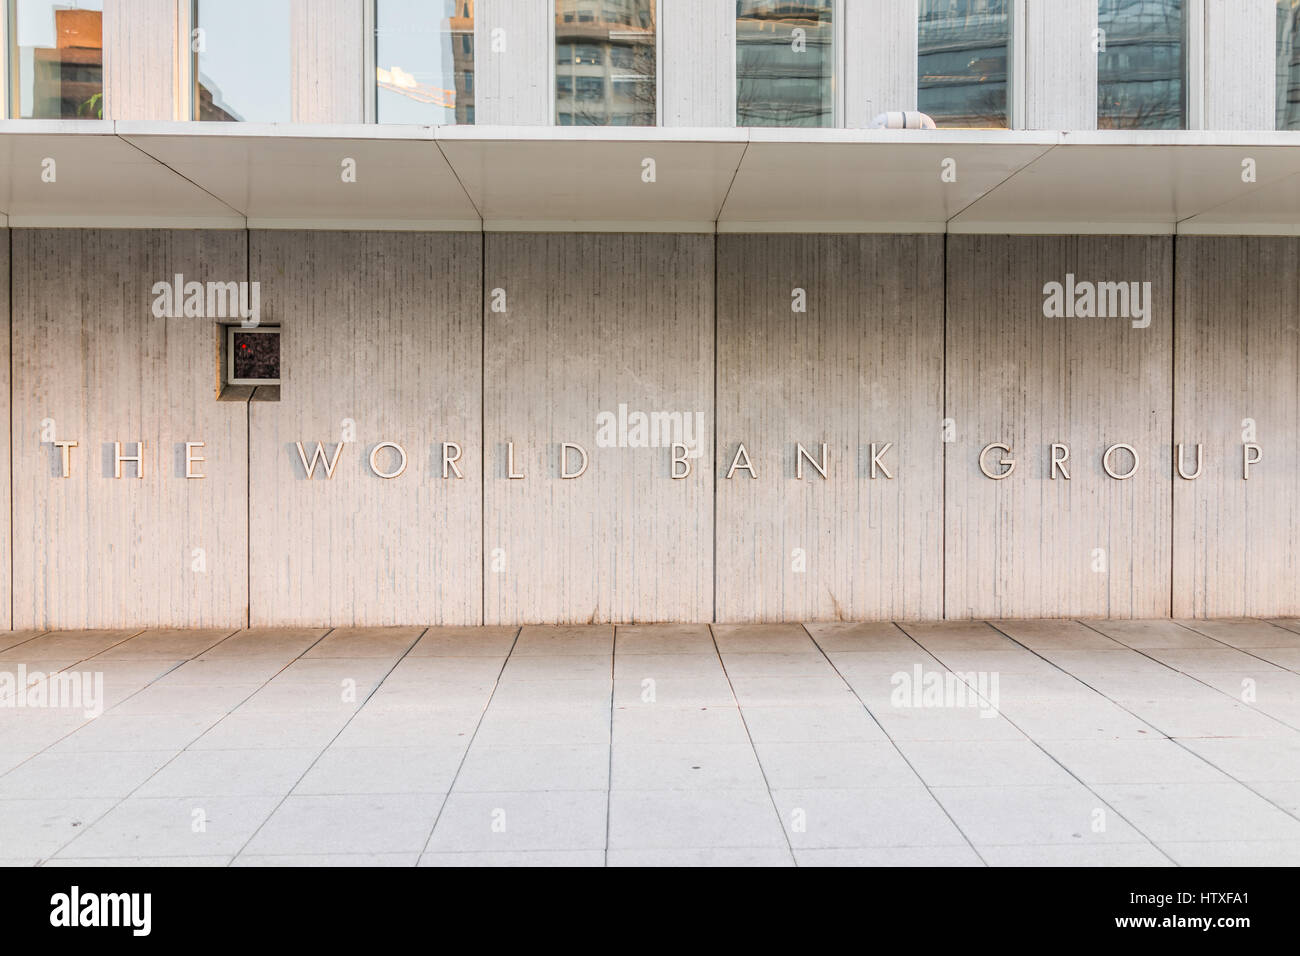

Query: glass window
left=194, top=0, right=291, bottom=122
left=1097, top=0, right=1185, bottom=129
left=10, top=1, right=104, bottom=118
left=918, top=0, right=1010, bottom=128
left=736, top=1, right=834, bottom=127
left=1279, top=1, right=1300, bottom=129
left=555, top=0, right=656, bottom=126
left=376, top=0, right=474, bottom=124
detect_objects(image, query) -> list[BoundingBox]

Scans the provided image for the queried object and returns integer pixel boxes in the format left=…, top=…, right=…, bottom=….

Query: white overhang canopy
left=1, top=122, right=1299, bottom=234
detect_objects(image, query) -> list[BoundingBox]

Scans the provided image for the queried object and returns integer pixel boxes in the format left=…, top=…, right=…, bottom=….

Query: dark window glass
left=195, top=0, right=291, bottom=121
left=1279, top=0, right=1300, bottom=129
left=231, top=330, right=280, bottom=383
left=918, top=0, right=1010, bottom=128
left=555, top=0, right=656, bottom=126
left=736, top=0, right=834, bottom=127
left=376, top=0, right=475, bottom=124
left=1098, top=0, right=1186, bottom=129
left=11, top=1, right=104, bottom=119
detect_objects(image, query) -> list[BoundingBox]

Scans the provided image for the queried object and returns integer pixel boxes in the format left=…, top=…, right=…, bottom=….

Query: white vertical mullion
left=547, top=1, right=556, bottom=124
left=2, top=0, right=12, bottom=118
left=362, top=0, right=375, bottom=123
left=1010, top=0, right=1027, bottom=128
left=834, top=0, right=845, bottom=126
left=176, top=0, right=193, bottom=120
left=1186, top=0, right=1206, bottom=129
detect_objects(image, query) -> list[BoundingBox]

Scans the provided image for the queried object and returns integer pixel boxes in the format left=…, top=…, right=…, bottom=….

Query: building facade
left=0, top=1, right=1297, bottom=629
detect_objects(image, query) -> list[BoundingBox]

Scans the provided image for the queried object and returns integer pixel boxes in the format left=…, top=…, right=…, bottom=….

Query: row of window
left=8, top=1, right=1300, bottom=130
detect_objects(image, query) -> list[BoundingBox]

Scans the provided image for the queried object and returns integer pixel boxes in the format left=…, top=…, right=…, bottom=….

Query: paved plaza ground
left=1, top=619, right=1298, bottom=867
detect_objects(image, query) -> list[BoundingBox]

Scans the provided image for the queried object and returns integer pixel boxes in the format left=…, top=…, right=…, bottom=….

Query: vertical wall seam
left=1170, top=233, right=1177, bottom=618
left=245, top=227, right=252, bottom=628
left=941, top=232, right=948, bottom=621
left=480, top=228, right=486, bottom=626
left=712, top=228, right=718, bottom=624
left=8, top=227, right=13, bottom=630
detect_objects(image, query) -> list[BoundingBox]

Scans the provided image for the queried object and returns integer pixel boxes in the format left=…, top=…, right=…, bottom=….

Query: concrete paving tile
left=897, top=621, right=1013, bottom=650
left=332, top=708, right=482, bottom=748
left=897, top=739, right=1077, bottom=787
left=473, top=702, right=610, bottom=745
left=609, top=789, right=786, bottom=849
left=1159, top=840, right=1300, bottom=866
left=499, top=655, right=611, bottom=681
left=613, top=676, right=734, bottom=708
left=407, top=626, right=518, bottom=657
left=1038, top=739, right=1230, bottom=785
left=109, top=683, right=261, bottom=716
left=804, top=622, right=919, bottom=652
left=244, top=794, right=444, bottom=855
left=728, top=675, right=860, bottom=707
left=1178, top=619, right=1300, bottom=648
left=56, top=795, right=280, bottom=857
left=613, top=653, right=726, bottom=679
left=795, top=846, right=983, bottom=866
left=738, top=704, right=886, bottom=743
left=427, top=790, right=607, bottom=852
left=711, top=624, right=814, bottom=654
left=930, top=784, right=1145, bottom=846
left=1094, top=782, right=1300, bottom=842
left=607, top=847, right=793, bottom=866
left=512, top=626, right=613, bottom=657
left=754, top=741, right=920, bottom=789
left=989, top=621, right=1120, bottom=651
left=612, top=703, right=751, bottom=743
left=45, top=855, right=232, bottom=867
left=136, top=748, right=320, bottom=797
left=0, top=750, right=174, bottom=799
left=235, top=853, right=418, bottom=866
left=296, top=746, right=466, bottom=795
left=455, top=743, right=608, bottom=792
left=187, top=712, right=351, bottom=750
left=418, top=850, right=603, bottom=867
left=769, top=787, right=965, bottom=848
left=995, top=700, right=1161, bottom=741
left=48, top=714, right=217, bottom=753
left=1177, top=736, right=1300, bottom=782
left=91, top=629, right=235, bottom=661
left=1087, top=620, right=1219, bottom=649
left=303, top=627, right=424, bottom=659
left=611, top=742, right=765, bottom=790
left=718, top=652, right=838, bottom=678
left=0, top=798, right=116, bottom=857
left=614, top=624, right=716, bottom=655
left=979, top=843, right=1172, bottom=866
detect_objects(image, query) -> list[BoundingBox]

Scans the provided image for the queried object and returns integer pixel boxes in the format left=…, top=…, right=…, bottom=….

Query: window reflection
left=376, top=0, right=474, bottom=124
left=736, top=1, right=834, bottom=127
left=1098, top=0, right=1185, bottom=129
left=1279, top=0, right=1300, bottom=129
left=918, top=0, right=1009, bottom=128
left=555, top=0, right=656, bottom=126
left=194, top=0, right=291, bottom=122
left=11, top=1, right=104, bottom=119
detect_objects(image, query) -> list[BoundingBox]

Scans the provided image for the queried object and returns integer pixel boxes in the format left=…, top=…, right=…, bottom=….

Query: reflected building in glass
left=1279, top=0, right=1300, bottom=129
left=376, top=0, right=474, bottom=124
left=736, top=1, right=834, bottom=127
left=555, top=0, right=656, bottom=126
left=918, top=0, right=1009, bottom=128
left=11, top=1, right=104, bottom=119
left=195, top=0, right=291, bottom=122
left=1098, top=0, right=1185, bottom=129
